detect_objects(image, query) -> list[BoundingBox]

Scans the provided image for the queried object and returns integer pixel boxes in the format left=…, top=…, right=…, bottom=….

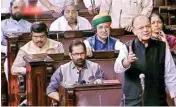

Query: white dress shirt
left=1, top=17, right=32, bottom=34
left=114, top=41, right=176, bottom=98
left=49, top=16, right=92, bottom=31
left=100, top=0, right=153, bottom=28
left=1, top=17, right=32, bottom=45
left=83, top=0, right=101, bottom=9
left=1, top=17, right=31, bottom=80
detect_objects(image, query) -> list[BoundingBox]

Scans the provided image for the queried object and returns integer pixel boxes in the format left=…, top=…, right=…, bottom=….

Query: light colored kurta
left=49, top=16, right=92, bottom=31
left=11, top=38, right=64, bottom=75
left=1, top=17, right=32, bottom=46
left=100, top=0, right=153, bottom=28
left=1, top=17, right=31, bottom=80
left=83, top=0, right=101, bottom=9
left=114, top=40, right=176, bottom=98
left=37, top=0, right=74, bottom=11
left=47, top=60, right=104, bottom=94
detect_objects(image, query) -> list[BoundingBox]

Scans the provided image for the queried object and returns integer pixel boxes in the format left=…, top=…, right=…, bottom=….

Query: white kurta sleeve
left=114, top=42, right=131, bottom=73
left=84, top=19, right=92, bottom=30
left=11, top=50, right=27, bottom=75
left=83, top=0, right=92, bottom=8
left=140, top=0, right=153, bottom=17
left=164, top=46, right=176, bottom=98
left=49, top=19, right=60, bottom=31
left=84, top=39, right=91, bottom=48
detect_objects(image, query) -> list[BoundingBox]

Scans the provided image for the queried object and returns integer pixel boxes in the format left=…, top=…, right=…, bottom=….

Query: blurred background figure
left=100, top=0, right=153, bottom=32
left=49, top=4, right=92, bottom=31
left=1, top=0, right=32, bottom=80
left=83, top=0, right=101, bottom=15
left=36, top=0, right=78, bottom=13
left=150, top=13, right=176, bottom=52
left=1, top=0, right=28, bottom=13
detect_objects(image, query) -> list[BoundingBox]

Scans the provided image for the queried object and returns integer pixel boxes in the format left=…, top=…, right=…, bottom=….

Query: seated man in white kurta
left=11, top=22, right=64, bottom=75
left=49, top=4, right=92, bottom=31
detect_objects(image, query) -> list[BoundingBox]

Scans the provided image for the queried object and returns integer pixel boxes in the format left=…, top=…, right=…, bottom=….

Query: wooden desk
left=23, top=52, right=122, bottom=106
left=1, top=53, right=8, bottom=106
left=59, top=83, right=122, bottom=106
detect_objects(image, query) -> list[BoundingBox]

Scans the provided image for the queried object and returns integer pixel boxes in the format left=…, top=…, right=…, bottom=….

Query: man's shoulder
left=48, top=38, right=62, bottom=45
left=51, top=16, right=66, bottom=27
left=55, top=16, right=65, bottom=22
left=86, top=35, right=95, bottom=40
left=60, top=61, right=72, bottom=69
left=150, top=39, right=166, bottom=46
left=48, top=38, right=63, bottom=49
left=1, top=18, right=10, bottom=26
left=78, top=16, right=89, bottom=22
left=109, top=36, right=118, bottom=42
left=21, top=19, right=32, bottom=25
left=20, top=41, right=32, bottom=51
left=86, top=60, right=99, bottom=67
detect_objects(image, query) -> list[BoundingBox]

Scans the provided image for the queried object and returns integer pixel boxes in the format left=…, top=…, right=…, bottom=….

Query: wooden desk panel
left=59, top=83, right=122, bottom=106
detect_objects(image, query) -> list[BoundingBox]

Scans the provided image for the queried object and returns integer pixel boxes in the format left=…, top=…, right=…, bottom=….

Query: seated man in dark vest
left=47, top=40, right=104, bottom=101
left=114, top=15, right=176, bottom=106
left=84, top=13, right=124, bottom=57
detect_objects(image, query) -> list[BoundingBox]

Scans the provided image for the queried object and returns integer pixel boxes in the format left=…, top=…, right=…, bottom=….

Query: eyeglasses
left=71, top=52, right=85, bottom=57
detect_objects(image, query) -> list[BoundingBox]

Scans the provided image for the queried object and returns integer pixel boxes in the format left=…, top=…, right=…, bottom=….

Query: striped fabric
left=92, top=13, right=111, bottom=27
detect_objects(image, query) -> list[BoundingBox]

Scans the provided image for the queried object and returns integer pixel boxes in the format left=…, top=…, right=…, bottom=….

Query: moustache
left=76, top=59, right=84, bottom=62
left=36, top=41, right=43, bottom=44
left=101, top=32, right=108, bottom=35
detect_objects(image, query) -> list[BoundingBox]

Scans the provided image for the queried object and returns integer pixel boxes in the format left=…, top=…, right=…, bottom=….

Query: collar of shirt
left=95, top=35, right=108, bottom=45
left=135, top=38, right=154, bottom=49
left=9, top=17, right=25, bottom=25
left=63, top=16, right=80, bottom=30
left=71, top=60, right=88, bottom=70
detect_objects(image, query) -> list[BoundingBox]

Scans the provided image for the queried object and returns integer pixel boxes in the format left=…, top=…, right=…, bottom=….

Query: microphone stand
left=141, top=89, right=144, bottom=106
left=91, top=0, right=95, bottom=15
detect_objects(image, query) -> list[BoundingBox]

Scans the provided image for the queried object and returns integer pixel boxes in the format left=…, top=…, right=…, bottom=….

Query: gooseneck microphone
left=139, top=73, right=145, bottom=91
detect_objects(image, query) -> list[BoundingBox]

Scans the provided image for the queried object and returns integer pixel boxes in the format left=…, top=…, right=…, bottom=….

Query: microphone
left=139, top=73, right=145, bottom=91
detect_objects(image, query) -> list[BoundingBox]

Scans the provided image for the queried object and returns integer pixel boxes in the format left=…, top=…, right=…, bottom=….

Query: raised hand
left=49, top=6, right=62, bottom=13
left=125, top=24, right=133, bottom=32
left=127, top=46, right=138, bottom=63
left=159, top=31, right=167, bottom=42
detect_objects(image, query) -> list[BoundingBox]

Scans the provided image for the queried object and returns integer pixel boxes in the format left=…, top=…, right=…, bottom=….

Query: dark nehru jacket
left=122, top=39, right=167, bottom=106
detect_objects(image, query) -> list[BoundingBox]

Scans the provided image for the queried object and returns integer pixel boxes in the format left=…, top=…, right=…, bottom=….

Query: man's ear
left=69, top=53, right=72, bottom=59
left=132, top=28, right=137, bottom=35
left=9, top=7, right=12, bottom=13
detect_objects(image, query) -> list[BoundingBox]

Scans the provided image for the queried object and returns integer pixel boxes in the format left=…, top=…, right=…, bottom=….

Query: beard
left=12, top=12, right=23, bottom=21
left=74, top=59, right=85, bottom=67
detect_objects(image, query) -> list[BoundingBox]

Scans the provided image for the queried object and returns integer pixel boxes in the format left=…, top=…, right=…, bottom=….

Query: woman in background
left=150, top=13, right=176, bottom=52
